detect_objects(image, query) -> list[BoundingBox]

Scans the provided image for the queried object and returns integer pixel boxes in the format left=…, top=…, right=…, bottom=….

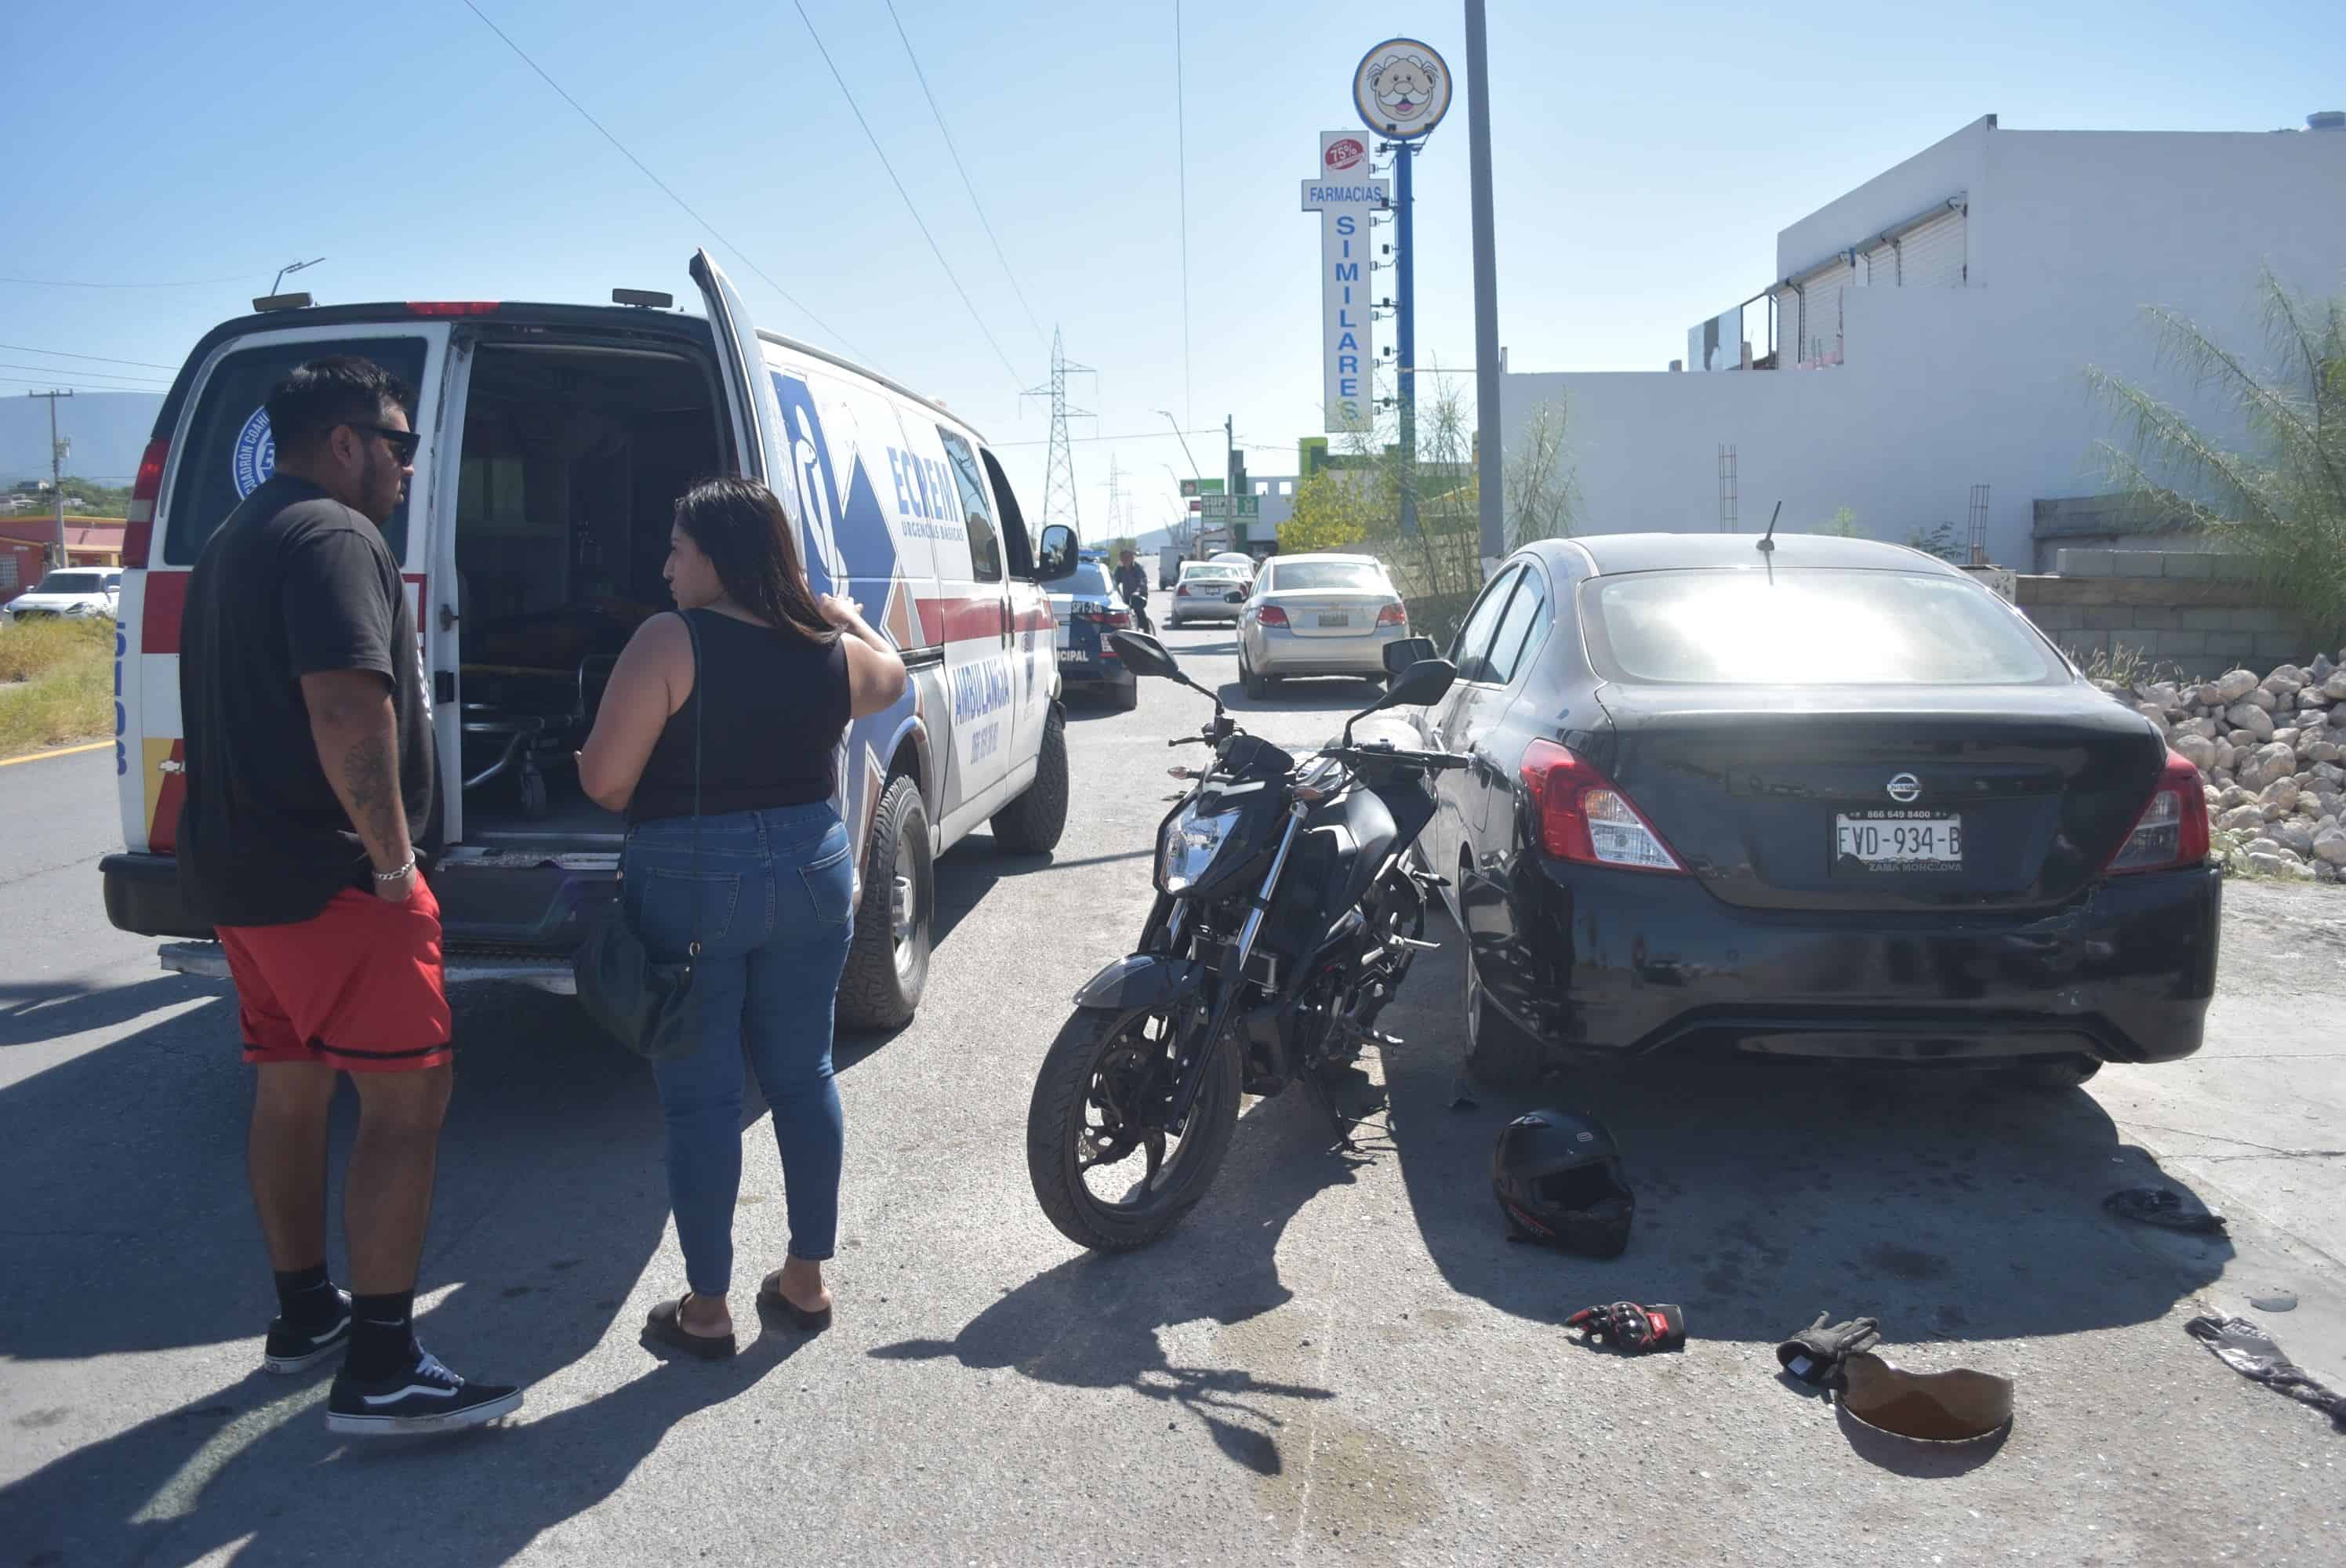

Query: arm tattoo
left=340, top=731, right=405, bottom=855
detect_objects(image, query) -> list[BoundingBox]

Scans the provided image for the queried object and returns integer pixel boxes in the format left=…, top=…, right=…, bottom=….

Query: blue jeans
left=623, top=802, right=855, bottom=1297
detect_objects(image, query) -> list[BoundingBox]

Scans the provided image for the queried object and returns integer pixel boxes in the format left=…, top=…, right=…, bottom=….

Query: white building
left=1500, top=113, right=2346, bottom=568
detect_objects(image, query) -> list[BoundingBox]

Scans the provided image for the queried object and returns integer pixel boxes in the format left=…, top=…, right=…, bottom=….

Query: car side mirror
left=1107, top=630, right=1181, bottom=680
left=1375, top=657, right=1456, bottom=710
left=1381, top=635, right=1436, bottom=677
left=1037, top=524, right=1076, bottom=579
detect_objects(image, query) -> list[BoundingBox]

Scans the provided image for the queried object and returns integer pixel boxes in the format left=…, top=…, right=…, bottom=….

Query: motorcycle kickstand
left=1298, top=1069, right=1356, bottom=1152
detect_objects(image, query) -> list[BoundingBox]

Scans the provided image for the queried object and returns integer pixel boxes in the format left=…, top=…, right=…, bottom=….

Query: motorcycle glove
left=1564, top=1301, right=1687, bottom=1354
left=1775, top=1312, right=1883, bottom=1385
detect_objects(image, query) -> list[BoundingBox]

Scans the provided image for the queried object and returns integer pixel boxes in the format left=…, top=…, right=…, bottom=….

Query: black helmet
left=1491, top=1109, right=1634, bottom=1257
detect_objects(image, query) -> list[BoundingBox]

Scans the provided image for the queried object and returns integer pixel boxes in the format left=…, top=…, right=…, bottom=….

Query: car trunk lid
left=1267, top=590, right=1393, bottom=638
left=1592, top=683, right=2167, bottom=911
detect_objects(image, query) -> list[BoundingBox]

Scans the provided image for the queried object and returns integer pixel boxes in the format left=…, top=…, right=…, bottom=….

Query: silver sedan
left=1236, top=554, right=1411, bottom=699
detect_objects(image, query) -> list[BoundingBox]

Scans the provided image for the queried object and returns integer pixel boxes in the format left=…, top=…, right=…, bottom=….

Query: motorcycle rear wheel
left=1026, top=1004, right=1243, bottom=1251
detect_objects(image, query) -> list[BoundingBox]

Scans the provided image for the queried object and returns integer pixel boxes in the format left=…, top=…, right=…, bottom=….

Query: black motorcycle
left=1026, top=630, right=1465, bottom=1251
left=1120, top=582, right=1154, bottom=637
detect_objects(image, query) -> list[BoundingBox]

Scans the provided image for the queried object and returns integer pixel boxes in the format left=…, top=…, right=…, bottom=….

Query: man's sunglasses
left=348, top=423, right=421, bottom=463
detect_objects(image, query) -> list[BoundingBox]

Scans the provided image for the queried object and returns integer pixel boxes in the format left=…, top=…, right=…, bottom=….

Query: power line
left=0, top=270, right=256, bottom=289
left=458, top=0, right=866, bottom=361
left=0, top=361, right=171, bottom=385
left=990, top=426, right=1219, bottom=447
left=791, top=2, right=1022, bottom=386
left=0, top=376, right=165, bottom=392
left=1172, top=1, right=1193, bottom=427
left=0, top=343, right=180, bottom=371
left=881, top=0, right=1046, bottom=353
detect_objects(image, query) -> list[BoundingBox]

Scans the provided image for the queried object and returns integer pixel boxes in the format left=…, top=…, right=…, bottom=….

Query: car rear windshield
left=162, top=333, right=431, bottom=565
left=1183, top=565, right=1241, bottom=580
left=36, top=571, right=110, bottom=593
left=1583, top=568, right=2065, bottom=685
left=1045, top=561, right=1111, bottom=594
left=1269, top=561, right=1384, bottom=593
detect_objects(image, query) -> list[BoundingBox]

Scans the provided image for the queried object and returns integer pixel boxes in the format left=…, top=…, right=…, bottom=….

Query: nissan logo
left=1887, top=773, right=1922, bottom=804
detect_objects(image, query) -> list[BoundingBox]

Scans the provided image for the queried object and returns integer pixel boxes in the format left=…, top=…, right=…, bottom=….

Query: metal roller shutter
left=1898, top=207, right=1967, bottom=287
left=1792, top=257, right=1854, bottom=365
left=1861, top=241, right=1898, bottom=286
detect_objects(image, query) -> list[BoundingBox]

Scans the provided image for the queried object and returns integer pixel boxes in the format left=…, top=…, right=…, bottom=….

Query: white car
left=1168, top=561, right=1250, bottom=626
left=100, top=250, right=1070, bottom=1033
left=1236, top=554, right=1410, bottom=698
left=5, top=567, right=121, bottom=622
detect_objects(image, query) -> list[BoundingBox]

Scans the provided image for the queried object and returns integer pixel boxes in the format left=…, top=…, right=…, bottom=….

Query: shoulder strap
left=683, top=609, right=704, bottom=956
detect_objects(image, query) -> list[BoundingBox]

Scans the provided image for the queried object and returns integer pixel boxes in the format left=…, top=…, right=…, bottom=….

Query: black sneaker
left=325, top=1348, right=522, bottom=1437
left=263, top=1290, right=352, bottom=1374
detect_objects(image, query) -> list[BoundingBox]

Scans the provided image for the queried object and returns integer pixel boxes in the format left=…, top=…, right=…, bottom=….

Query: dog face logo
left=1353, top=39, right=1451, bottom=139
left=1371, top=56, right=1438, bottom=121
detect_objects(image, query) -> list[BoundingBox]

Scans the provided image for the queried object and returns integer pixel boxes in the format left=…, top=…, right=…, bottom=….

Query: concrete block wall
left=2015, top=550, right=2314, bottom=676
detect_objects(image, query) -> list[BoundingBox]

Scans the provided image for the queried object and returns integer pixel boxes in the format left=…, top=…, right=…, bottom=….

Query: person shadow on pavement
left=868, top=1089, right=1358, bottom=1479
left=0, top=982, right=808, bottom=1567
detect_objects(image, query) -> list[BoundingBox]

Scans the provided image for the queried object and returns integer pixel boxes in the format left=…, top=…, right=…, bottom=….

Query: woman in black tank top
left=577, top=477, right=907, bottom=1358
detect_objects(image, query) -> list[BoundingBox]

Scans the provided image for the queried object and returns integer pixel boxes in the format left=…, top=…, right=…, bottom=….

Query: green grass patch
left=0, top=614, right=114, bottom=757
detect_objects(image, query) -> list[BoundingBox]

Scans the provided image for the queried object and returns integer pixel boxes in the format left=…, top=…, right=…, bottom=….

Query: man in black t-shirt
left=178, top=356, right=518, bottom=1436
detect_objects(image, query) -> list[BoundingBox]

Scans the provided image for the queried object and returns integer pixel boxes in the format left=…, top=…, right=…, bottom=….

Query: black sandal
left=643, top=1294, right=737, bottom=1359
left=756, top=1276, right=833, bottom=1334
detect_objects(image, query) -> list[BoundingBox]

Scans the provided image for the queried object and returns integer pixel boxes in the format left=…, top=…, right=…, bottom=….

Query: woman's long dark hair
left=672, top=477, right=839, bottom=648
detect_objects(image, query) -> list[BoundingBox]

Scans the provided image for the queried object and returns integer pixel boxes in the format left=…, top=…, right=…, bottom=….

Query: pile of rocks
left=2109, top=653, right=2346, bottom=882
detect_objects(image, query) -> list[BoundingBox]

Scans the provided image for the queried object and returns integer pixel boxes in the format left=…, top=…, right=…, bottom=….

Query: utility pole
left=1464, top=0, right=1505, bottom=576
left=27, top=390, right=74, bottom=569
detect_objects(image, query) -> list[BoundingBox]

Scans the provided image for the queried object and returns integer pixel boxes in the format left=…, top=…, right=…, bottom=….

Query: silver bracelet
left=373, top=855, right=416, bottom=882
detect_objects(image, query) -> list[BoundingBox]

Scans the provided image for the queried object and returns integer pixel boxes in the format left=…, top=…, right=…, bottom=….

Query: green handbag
left=574, top=611, right=704, bottom=1061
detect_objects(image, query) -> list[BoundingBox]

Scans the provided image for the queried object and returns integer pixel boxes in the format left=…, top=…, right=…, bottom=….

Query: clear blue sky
left=1, top=0, right=2337, bottom=532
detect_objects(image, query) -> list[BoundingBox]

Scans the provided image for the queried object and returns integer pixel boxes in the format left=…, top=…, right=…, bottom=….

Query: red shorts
left=217, top=880, right=453, bottom=1073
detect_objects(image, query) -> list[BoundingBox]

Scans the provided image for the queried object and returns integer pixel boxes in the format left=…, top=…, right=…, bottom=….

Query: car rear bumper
left=1168, top=597, right=1244, bottom=622
left=101, top=850, right=617, bottom=956
left=1253, top=622, right=1407, bottom=676
left=1469, top=855, right=2221, bottom=1065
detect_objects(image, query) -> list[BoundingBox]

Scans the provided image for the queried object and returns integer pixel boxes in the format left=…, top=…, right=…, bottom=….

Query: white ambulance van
left=100, top=252, right=1072, bottom=1029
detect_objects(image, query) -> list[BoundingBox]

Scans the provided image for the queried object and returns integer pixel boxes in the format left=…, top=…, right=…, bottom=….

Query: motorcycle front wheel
left=1025, top=1004, right=1243, bottom=1251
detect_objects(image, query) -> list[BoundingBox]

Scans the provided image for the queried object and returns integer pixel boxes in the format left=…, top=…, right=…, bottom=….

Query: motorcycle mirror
left=1382, top=636, right=1437, bottom=677
left=1376, top=657, right=1457, bottom=710
left=1107, top=630, right=1182, bottom=681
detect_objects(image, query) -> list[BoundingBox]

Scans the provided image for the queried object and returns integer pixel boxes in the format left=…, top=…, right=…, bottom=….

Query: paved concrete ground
left=2, top=630, right=2340, bottom=1567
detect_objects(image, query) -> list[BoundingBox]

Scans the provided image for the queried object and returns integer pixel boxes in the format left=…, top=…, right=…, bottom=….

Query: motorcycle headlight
left=1159, top=803, right=1243, bottom=895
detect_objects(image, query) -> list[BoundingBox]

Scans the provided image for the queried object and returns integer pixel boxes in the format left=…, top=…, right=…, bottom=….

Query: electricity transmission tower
left=1021, top=326, right=1094, bottom=537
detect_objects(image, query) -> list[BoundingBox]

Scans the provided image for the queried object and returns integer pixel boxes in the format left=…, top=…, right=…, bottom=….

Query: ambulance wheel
left=992, top=705, right=1069, bottom=855
left=839, top=775, right=931, bottom=1031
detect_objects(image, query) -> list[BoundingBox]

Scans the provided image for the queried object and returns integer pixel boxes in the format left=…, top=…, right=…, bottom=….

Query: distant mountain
left=1, top=393, right=164, bottom=487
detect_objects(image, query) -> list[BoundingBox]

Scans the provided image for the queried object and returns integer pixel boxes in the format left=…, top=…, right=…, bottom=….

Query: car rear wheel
left=1240, top=646, right=1272, bottom=702
left=1461, top=899, right=1545, bottom=1087
left=2003, top=1055, right=2103, bottom=1091
left=839, top=775, right=932, bottom=1030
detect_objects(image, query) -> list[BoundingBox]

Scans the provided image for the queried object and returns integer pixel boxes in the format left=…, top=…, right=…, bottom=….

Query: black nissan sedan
left=1413, top=534, right=2219, bottom=1090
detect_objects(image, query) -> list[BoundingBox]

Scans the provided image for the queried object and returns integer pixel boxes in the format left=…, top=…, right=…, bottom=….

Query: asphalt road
left=2, top=632, right=2341, bottom=1567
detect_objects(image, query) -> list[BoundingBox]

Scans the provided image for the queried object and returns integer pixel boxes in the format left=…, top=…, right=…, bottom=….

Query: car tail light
left=1519, top=739, right=1686, bottom=873
left=2107, top=750, right=2212, bottom=873
left=122, top=437, right=169, bottom=568
left=1258, top=604, right=1289, bottom=627
left=1176, top=583, right=1193, bottom=597
left=405, top=301, right=501, bottom=317
left=1376, top=601, right=1407, bottom=627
